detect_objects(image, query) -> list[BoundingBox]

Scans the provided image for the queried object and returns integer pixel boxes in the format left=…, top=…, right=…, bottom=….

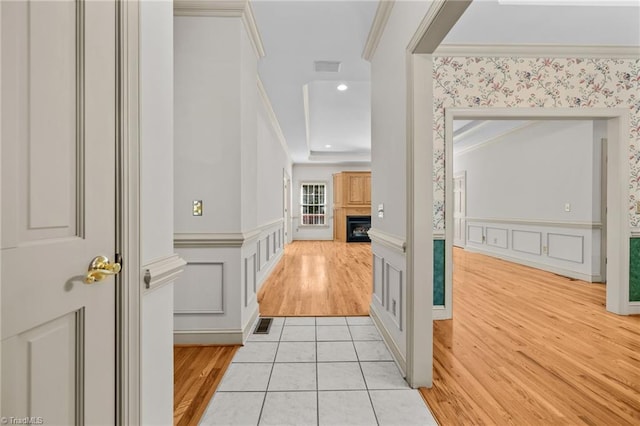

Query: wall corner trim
left=434, top=43, right=640, bottom=59
left=173, top=0, right=265, bottom=58
left=362, top=0, right=395, bottom=61
left=143, top=254, right=187, bottom=292
left=368, top=227, right=406, bottom=253
left=257, top=77, right=292, bottom=164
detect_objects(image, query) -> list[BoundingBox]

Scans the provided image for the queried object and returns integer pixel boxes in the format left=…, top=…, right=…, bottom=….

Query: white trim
left=466, top=217, right=603, bottom=230
left=433, top=231, right=445, bottom=240
left=143, top=254, right=186, bottom=292
left=444, top=107, right=630, bottom=316
left=118, top=1, right=141, bottom=423
left=173, top=219, right=283, bottom=248
left=432, top=306, right=448, bottom=321
left=362, top=0, right=395, bottom=61
left=174, top=233, right=247, bottom=248
left=454, top=121, right=537, bottom=156
left=257, top=77, right=292, bottom=165
left=435, top=43, right=640, bottom=59
left=173, top=0, right=265, bottom=58
left=465, top=246, right=602, bottom=283
left=173, top=329, right=243, bottom=345
left=404, top=53, right=433, bottom=388
left=243, top=306, right=260, bottom=342
left=368, top=228, right=406, bottom=253
left=631, top=228, right=640, bottom=238
left=370, top=304, right=406, bottom=375
left=408, top=0, right=472, bottom=54
left=629, top=302, right=640, bottom=315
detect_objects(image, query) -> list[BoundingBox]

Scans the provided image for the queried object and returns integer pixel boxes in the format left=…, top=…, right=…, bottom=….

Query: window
left=300, top=183, right=326, bottom=225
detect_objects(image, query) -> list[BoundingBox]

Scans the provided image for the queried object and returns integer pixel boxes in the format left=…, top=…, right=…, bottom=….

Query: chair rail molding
left=465, top=217, right=603, bottom=230
left=143, top=254, right=187, bottom=292
left=368, top=228, right=406, bottom=254
left=174, top=219, right=283, bottom=248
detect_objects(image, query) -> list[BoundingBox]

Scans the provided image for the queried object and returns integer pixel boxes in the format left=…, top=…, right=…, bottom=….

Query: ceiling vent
left=314, top=60, right=341, bottom=73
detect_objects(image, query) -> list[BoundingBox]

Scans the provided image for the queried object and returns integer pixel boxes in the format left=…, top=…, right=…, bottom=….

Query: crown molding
left=363, top=0, right=395, bottom=61
left=434, top=43, right=640, bottom=59
left=174, top=0, right=265, bottom=58
left=257, top=76, right=292, bottom=165
left=408, top=0, right=472, bottom=54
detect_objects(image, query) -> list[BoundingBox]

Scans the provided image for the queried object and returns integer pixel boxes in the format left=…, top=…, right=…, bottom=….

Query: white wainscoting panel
left=486, top=227, right=508, bottom=249
left=385, top=263, right=403, bottom=331
left=464, top=218, right=599, bottom=282
left=244, top=254, right=256, bottom=307
left=468, top=225, right=484, bottom=244
left=174, top=262, right=224, bottom=314
left=373, top=254, right=384, bottom=306
left=547, top=233, right=584, bottom=264
left=512, top=230, right=542, bottom=255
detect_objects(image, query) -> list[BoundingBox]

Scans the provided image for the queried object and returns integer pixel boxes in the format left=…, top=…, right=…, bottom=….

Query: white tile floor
left=199, top=316, right=438, bottom=426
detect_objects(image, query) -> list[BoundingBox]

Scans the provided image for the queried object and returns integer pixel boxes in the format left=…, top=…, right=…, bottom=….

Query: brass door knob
left=84, top=255, right=121, bottom=284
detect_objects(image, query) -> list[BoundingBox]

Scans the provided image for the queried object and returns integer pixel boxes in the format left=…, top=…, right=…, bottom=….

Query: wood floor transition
left=173, top=345, right=239, bottom=426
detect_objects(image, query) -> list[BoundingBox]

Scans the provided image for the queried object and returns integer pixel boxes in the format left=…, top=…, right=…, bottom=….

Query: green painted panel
left=630, top=238, right=640, bottom=302
left=434, top=239, right=445, bottom=306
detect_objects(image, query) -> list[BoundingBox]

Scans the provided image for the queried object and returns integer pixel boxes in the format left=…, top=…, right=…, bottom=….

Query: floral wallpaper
left=432, top=57, right=640, bottom=230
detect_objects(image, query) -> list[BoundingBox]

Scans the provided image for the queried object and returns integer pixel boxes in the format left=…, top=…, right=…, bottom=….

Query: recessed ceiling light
left=337, top=84, right=348, bottom=91
left=325, top=144, right=332, bottom=148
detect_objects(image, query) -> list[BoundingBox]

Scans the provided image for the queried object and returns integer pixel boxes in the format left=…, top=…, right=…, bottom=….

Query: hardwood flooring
left=258, top=240, right=372, bottom=316
left=173, top=345, right=239, bottom=426
left=420, top=248, right=640, bottom=425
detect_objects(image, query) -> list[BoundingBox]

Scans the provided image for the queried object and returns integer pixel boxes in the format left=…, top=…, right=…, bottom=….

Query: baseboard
left=433, top=305, right=450, bottom=320
left=242, top=305, right=260, bottom=343
left=173, top=329, right=243, bottom=345
left=464, top=246, right=602, bottom=283
left=628, top=302, right=640, bottom=315
left=370, top=304, right=407, bottom=375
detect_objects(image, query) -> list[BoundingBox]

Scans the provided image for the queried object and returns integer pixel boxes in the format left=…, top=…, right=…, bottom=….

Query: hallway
left=258, top=242, right=372, bottom=316
left=200, top=316, right=436, bottom=425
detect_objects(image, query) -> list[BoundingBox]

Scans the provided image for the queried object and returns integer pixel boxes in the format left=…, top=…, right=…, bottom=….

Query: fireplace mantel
left=333, top=171, right=371, bottom=242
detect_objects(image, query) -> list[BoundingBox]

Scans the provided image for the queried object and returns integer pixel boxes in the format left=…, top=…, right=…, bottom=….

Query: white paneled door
left=2, top=0, right=117, bottom=424
left=453, top=172, right=466, bottom=248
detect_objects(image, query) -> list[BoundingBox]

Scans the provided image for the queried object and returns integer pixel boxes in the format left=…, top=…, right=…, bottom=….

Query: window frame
left=299, top=182, right=328, bottom=227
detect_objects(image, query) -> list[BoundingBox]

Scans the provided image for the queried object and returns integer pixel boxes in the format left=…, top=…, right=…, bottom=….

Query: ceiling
left=251, top=0, right=640, bottom=165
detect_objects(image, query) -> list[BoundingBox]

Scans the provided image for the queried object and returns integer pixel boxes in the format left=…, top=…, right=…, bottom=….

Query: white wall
left=174, top=17, right=242, bottom=234
left=292, top=164, right=370, bottom=240
left=257, top=91, right=292, bottom=227
left=139, top=1, right=175, bottom=425
left=369, top=0, right=431, bottom=370
left=173, top=12, right=290, bottom=344
left=454, top=120, right=604, bottom=281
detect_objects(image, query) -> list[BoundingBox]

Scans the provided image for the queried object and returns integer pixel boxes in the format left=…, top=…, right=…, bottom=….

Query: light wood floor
left=420, top=248, right=640, bottom=425
left=258, top=241, right=372, bottom=316
left=173, top=345, right=239, bottom=426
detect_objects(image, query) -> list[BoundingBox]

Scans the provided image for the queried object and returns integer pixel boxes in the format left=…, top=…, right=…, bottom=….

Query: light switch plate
left=564, top=203, right=571, bottom=212
left=193, top=200, right=203, bottom=216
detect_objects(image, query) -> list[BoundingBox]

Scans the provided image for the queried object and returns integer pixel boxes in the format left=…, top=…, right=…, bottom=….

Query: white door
left=2, top=1, right=118, bottom=424
left=453, top=172, right=466, bottom=248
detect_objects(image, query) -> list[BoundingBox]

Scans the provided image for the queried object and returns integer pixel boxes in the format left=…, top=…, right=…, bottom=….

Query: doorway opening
left=442, top=108, right=631, bottom=320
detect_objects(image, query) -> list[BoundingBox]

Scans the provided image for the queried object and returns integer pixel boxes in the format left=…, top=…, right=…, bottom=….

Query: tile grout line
left=315, top=317, right=320, bottom=426
left=255, top=317, right=285, bottom=425
left=349, top=317, right=381, bottom=426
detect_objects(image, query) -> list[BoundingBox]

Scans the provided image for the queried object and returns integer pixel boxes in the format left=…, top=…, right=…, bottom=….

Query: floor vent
left=253, top=318, right=273, bottom=334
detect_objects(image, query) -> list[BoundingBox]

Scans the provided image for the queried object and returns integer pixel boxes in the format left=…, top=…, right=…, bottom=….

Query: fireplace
left=346, top=216, right=371, bottom=243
